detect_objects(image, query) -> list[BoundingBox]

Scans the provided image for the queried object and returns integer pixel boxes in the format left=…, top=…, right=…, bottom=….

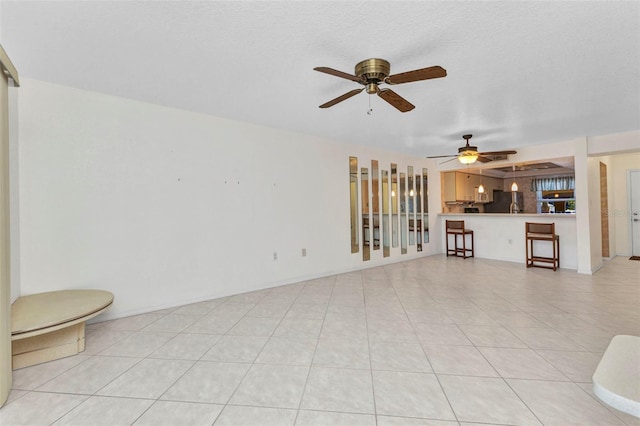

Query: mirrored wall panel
left=371, top=160, right=380, bottom=251
left=416, top=174, right=422, bottom=252
left=423, top=169, right=429, bottom=244
left=400, top=172, right=407, bottom=254
left=349, top=158, right=425, bottom=261
left=349, top=157, right=359, bottom=253
left=361, top=167, right=370, bottom=261
left=408, top=167, right=414, bottom=246
left=382, top=169, right=390, bottom=257
left=391, top=164, right=399, bottom=248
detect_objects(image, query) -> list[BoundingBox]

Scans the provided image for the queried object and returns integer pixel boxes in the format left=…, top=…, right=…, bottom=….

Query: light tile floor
left=2, top=255, right=639, bottom=426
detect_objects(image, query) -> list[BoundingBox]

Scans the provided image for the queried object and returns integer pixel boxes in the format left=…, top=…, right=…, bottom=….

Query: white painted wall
left=588, top=131, right=640, bottom=256
left=549, top=138, right=603, bottom=274
left=588, top=130, right=640, bottom=156
left=586, top=156, right=603, bottom=272
left=440, top=213, right=577, bottom=269
left=611, top=153, right=640, bottom=255
left=17, top=79, right=437, bottom=319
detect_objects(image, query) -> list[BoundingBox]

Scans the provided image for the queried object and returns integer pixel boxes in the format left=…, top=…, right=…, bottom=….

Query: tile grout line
left=361, top=271, right=380, bottom=426
left=115, top=304, right=224, bottom=426
left=292, top=275, right=336, bottom=426
left=212, top=286, right=289, bottom=421
left=383, top=263, right=460, bottom=424
left=129, top=295, right=270, bottom=425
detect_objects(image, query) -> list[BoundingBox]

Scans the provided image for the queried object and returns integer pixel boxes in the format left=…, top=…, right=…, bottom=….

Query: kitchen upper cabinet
left=443, top=172, right=458, bottom=202
left=443, top=171, right=474, bottom=202
left=443, top=172, right=502, bottom=203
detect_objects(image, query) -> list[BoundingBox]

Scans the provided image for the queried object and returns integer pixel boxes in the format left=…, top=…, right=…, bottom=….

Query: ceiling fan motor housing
left=356, top=58, right=390, bottom=94
left=459, top=145, right=478, bottom=154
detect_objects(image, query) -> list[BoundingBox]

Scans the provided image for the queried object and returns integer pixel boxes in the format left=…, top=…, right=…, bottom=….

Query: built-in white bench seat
left=11, top=290, right=114, bottom=369
left=593, top=335, right=640, bottom=418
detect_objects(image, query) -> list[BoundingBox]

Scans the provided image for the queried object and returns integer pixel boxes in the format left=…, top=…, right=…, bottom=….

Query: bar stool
left=525, top=222, right=560, bottom=271
left=445, top=220, right=474, bottom=259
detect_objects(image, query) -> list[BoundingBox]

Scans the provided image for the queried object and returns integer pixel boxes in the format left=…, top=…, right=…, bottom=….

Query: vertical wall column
left=574, top=137, right=597, bottom=274
left=0, top=44, right=19, bottom=408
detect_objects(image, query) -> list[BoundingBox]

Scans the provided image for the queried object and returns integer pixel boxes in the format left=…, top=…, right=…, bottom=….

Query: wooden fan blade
left=377, top=89, right=415, bottom=112
left=478, top=150, right=518, bottom=155
left=386, top=65, right=447, bottom=85
left=426, top=154, right=457, bottom=159
left=319, top=88, right=364, bottom=108
left=314, top=67, right=361, bottom=82
left=439, top=157, right=459, bottom=165
left=476, top=156, right=492, bottom=163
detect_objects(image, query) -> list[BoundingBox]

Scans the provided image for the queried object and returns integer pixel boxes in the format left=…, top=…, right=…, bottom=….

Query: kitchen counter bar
left=439, top=213, right=577, bottom=269
left=441, top=213, right=576, bottom=217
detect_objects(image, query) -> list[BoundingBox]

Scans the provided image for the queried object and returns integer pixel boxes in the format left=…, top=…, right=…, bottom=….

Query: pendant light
left=509, top=165, right=519, bottom=214
left=478, top=169, right=485, bottom=194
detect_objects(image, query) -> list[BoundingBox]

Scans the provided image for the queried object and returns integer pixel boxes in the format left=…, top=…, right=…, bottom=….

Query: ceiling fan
left=427, top=134, right=517, bottom=164
left=314, top=58, right=446, bottom=112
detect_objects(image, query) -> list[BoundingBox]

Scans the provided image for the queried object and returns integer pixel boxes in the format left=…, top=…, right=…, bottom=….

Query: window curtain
left=530, top=175, right=575, bottom=191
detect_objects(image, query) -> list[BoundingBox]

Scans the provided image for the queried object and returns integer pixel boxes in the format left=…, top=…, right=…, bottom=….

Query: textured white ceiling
left=1, top=1, right=639, bottom=157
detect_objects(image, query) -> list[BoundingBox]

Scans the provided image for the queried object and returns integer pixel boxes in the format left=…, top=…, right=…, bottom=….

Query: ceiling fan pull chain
left=367, top=95, right=373, bottom=116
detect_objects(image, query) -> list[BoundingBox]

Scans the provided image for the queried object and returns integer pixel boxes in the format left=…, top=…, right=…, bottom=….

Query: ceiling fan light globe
left=458, top=153, right=478, bottom=164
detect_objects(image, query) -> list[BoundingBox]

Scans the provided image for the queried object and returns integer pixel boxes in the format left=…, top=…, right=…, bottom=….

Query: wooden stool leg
left=462, top=232, right=466, bottom=258
left=471, top=231, right=474, bottom=258
left=531, top=239, right=534, bottom=267
left=454, top=233, right=459, bottom=256
left=446, top=232, right=450, bottom=256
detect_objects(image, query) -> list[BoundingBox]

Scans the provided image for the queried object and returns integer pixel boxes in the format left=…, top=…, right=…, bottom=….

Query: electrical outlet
left=273, top=251, right=278, bottom=260
left=302, top=248, right=307, bottom=257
